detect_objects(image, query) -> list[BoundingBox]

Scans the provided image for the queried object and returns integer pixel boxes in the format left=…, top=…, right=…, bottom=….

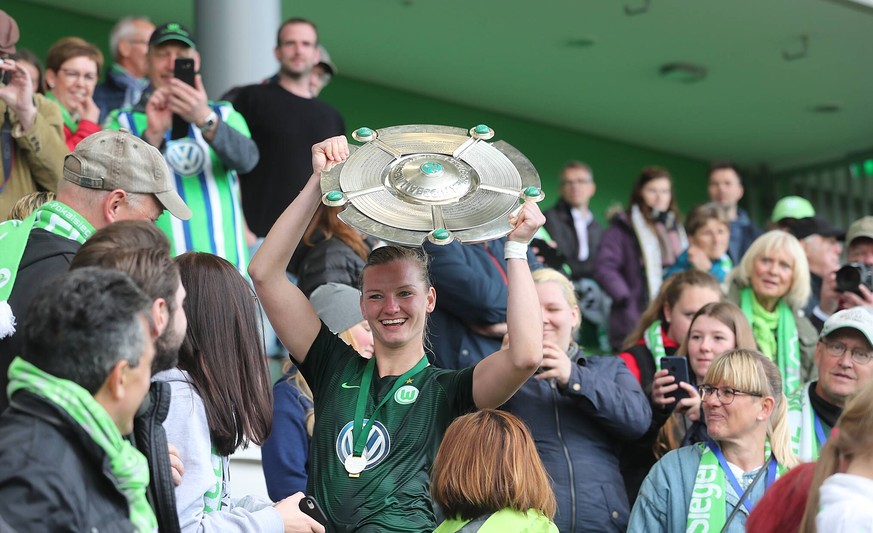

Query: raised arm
left=248, top=136, right=350, bottom=363
left=472, top=200, right=545, bottom=408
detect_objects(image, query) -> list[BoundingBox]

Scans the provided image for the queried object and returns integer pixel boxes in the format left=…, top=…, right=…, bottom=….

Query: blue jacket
left=261, top=371, right=313, bottom=501
left=728, top=208, right=763, bottom=264
left=504, top=346, right=651, bottom=532
left=424, top=238, right=540, bottom=369
left=628, top=443, right=768, bottom=533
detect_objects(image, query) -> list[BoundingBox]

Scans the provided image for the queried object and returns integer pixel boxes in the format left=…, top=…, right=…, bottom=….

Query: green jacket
left=434, top=509, right=558, bottom=533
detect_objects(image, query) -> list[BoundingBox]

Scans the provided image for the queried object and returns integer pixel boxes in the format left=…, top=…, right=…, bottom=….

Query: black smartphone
left=530, top=238, right=566, bottom=270
left=0, top=59, right=10, bottom=85
left=171, top=58, right=196, bottom=140
left=299, top=495, right=328, bottom=527
left=661, top=355, right=690, bottom=403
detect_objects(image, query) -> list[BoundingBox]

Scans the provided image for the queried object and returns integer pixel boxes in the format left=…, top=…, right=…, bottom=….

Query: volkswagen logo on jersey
left=166, top=138, right=207, bottom=176
left=336, top=419, right=391, bottom=471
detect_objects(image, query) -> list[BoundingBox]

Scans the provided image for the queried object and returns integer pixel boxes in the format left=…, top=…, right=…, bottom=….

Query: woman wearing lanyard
left=44, top=37, right=102, bottom=151
left=628, top=349, right=799, bottom=532
left=249, top=136, right=545, bottom=532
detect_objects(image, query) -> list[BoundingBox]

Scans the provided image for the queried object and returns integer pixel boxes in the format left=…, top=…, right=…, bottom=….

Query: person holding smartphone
left=651, top=302, right=757, bottom=459
left=104, top=22, right=259, bottom=276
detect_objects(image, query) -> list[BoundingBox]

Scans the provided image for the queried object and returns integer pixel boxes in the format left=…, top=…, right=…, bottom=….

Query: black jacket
left=543, top=199, right=605, bottom=280
left=0, top=391, right=134, bottom=532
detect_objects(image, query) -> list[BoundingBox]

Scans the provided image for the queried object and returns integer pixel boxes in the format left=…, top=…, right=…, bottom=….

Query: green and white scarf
left=0, top=201, right=94, bottom=338
left=740, top=287, right=801, bottom=394
left=787, top=382, right=821, bottom=461
left=686, top=442, right=781, bottom=532
left=8, top=357, right=157, bottom=532
left=645, top=320, right=667, bottom=372
left=45, top=92, right=80, bottom=134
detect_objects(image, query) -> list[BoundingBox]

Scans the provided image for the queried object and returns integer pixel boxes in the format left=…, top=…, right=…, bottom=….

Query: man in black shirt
left=233, top=18, right=345, bottom=239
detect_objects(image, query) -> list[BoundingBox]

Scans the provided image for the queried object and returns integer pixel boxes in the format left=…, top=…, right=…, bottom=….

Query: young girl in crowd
left=157, top=252, right=319, bottom=532
left=248, top=136, right=545, bottom=532
left=800, top=380, right=873, bottom=532
left=431, top=410, right=559, bottom=533
left=651, top=302, right=756, bottom=458
left=504, top=268, right=650, bottom=532
left=261, top=282, right=374, bottom=501
left=617, top=269, right=722, bottom=504
left=664, top=202, right=733, bottom=282
left=596, top=166, right=688, bottom=350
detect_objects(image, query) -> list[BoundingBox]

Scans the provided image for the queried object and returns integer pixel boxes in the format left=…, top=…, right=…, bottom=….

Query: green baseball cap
left=149, top=22, right=196, bottom=49
left=771, top=196, right=815, bottom=223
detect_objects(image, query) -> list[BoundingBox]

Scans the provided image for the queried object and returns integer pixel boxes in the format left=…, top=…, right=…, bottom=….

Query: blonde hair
left=731, top=230, right=811, bottom=311
left=676, top=302, right=757, bottom=357
left=532, top=268, right=581, bottom=332
left=7, top=191, right=56, bottom=220
left=799, top=381, right=873, bottom=533
left=704, top=349, right=799, bottom=469
left=431, top=409, right=557, bottom=521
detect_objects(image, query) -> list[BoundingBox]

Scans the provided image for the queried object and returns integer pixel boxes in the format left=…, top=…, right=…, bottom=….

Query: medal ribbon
left=351, top=355, right=429, bottom=457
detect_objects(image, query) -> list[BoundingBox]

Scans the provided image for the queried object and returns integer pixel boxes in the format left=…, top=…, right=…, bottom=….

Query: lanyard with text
left=707, top=438, right=778, bottom=513
left=813, top=412, right=828, bottom=450
left=346, top=355, right=429, bottom=477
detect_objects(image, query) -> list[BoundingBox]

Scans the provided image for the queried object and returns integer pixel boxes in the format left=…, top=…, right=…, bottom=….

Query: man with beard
left=233, top=18, right=345, bottom=240
left=70, top=220, right=187, bottom=532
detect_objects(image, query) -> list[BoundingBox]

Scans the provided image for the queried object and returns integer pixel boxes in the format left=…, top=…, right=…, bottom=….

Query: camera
left=836, top=262, right=873, bottom=296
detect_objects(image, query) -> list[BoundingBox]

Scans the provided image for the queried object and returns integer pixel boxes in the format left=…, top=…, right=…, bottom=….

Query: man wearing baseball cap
left=788, top=306, right=873, bottom=460
left=105, top=21, right=259, bottom=275
left=0, top=129, right=191, bottom=411
left=787, top=216, right=845, bottom=330
left=0, top=9, right=67, bottom=217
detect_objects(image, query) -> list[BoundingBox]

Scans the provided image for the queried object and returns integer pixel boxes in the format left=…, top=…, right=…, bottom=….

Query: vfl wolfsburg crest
left=166, top=138, right=207, bottom=176
left=394, top=385, right=419, bottom=405
left=336, top=419, right=390, bottom=471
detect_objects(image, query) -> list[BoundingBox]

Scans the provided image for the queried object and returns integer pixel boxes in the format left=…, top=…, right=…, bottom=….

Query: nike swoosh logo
left=341, top=382, right=360, bottom=389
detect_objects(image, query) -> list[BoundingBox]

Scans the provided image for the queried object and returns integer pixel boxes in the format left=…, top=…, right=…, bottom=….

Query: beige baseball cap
left=846, top=216, right=873, bottom=248
left=63, top=129, right=192, bottom=220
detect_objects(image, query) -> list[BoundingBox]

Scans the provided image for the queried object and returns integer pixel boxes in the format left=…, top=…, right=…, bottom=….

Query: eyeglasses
left=59, top=68, right=97, bottom=84
left=823, top=340, right=873, bottom=365
left=699, top=385, right=763, bottom=405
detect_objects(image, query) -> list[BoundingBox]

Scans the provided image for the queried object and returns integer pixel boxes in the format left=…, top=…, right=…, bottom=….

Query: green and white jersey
left=105, top=102, right=250, bottom=274
left=300, top=323, right=475, bottom=533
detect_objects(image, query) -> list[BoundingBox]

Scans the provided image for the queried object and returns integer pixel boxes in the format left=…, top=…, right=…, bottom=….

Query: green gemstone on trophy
left=432, top=228, right=450, bottom=240
left=524, top=186, right=541, bottom=197
left=355, top=127, right=373, bottom=138
left=327, top=191, right=344, bottom=202
left=474, top=124, right=490, bottom=134
left=420, top=162, right=443, bottom=175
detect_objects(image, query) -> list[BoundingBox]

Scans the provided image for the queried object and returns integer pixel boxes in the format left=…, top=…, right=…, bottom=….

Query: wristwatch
left=198, top=111, right=218, bottom=132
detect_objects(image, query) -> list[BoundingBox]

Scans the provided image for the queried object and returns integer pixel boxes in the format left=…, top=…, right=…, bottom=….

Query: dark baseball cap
left=149, top=22, right=196, bottom=49
left=787, top=216, right=845, bottom=241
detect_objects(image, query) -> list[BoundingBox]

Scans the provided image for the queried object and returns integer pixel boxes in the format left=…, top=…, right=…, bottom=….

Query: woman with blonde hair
left=431, top=409, right=558, bottom=532
left=629, top=349, right=799, bottom=532
left=799, top=381, right=873, bottom=532
left=729, top=230, right=816, bottom=393
left=504, top=268, right=650, bottom=531
left=652, top=302, right=756, bottom=458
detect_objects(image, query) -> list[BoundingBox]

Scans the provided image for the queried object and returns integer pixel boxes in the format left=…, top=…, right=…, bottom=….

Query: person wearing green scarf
left=629, top=349, right=800, bottom=532
left=0, top=267, right=158, bottom=532
left=45, top=37, right=103, bottom=151
left=728, top=230, right=818, bottom=395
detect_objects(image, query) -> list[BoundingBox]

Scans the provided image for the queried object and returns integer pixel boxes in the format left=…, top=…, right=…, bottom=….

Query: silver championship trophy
left=320, top=124, right=544, bottom=246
